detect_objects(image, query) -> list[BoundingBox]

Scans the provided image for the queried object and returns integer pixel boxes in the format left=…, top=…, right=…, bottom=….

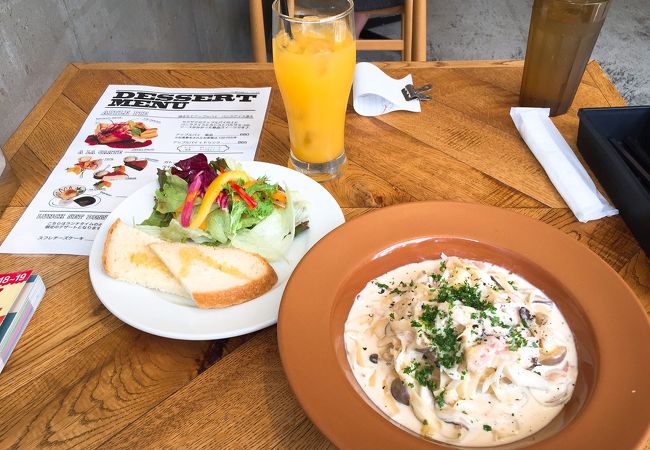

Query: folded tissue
left=353, top=62, right=422, bottom=117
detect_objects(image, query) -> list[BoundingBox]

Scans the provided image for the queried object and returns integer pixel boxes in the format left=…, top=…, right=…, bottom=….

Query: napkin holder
left=577, top=106, right=650, bottom=255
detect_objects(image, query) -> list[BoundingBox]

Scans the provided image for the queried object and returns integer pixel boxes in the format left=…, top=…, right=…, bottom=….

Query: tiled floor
left=366, top=0, right=650, bottom=105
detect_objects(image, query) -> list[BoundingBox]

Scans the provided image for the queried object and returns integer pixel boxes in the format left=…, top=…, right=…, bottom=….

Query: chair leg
left=412, top=0, right=426, bottom=61
left=249, top=0, right=267, bottom=63
left=403, top=0, right=413, bottom=61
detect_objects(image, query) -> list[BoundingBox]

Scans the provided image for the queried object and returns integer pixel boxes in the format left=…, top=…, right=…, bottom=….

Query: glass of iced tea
left=272, top=0, right=356, bottom=181
left=520, top=0, right=611, bottom=116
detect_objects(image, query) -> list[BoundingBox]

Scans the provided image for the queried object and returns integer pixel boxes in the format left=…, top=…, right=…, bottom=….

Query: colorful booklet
left=0, top=270, right=32, bottom=328
left=0, top=271, right=45, bottom=373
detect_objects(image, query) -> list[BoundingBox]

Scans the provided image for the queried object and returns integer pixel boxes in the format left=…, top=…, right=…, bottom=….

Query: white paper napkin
left=353, top=62, right=421, bottom=116
left=510, top=107, right=618, bottom=223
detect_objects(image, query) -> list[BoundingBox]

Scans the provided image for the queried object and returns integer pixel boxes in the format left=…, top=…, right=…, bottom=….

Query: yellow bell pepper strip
left=271, top=190, right=286, bottom=208
left=229, top=181, right=257, bottom=209
left=180, top=173, right=203, bottom=227
left=189, top=170, right=250, bottom=229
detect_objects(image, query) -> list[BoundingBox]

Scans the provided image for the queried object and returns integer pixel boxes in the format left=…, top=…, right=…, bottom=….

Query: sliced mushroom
left=540, top=346, right=567, bottom=366
left=443, top=419, right=469, bottom=431
left=532, top=298, right=554, bottom=307
left=518, top=307, right=532, bottom=327
left=490, top=275, right=505, bottom=290
left=390, top=378, right=410, bottom=406
left=422, top=350, right=437, bottom=363
left=534, top=312, right=549, bottom=326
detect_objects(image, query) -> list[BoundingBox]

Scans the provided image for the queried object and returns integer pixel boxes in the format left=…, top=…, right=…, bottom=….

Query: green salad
left=138, top=154, right=308, bottom=260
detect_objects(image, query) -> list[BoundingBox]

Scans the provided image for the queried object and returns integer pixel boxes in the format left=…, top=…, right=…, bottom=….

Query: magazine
left=0, top=272, right=45, bottom=373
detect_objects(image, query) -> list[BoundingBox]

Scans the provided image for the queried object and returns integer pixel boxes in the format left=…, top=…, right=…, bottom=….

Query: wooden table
left=0, top=61, right=648, bottom=449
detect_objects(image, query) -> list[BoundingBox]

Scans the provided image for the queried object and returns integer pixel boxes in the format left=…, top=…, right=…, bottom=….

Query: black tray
left=577, top=106, right=650, bottom=255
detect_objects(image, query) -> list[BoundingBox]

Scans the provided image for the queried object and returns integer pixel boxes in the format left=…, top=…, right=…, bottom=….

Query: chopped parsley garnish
left=434, top=390, right=446, bottom=408
left=403, top=361, right=419, bottom=374
left=483, top=424, right=492, bottom=431
left=389, top=312, right=395, bottom=320
left=422, top=419, right=428, bottom=426
left=403, top=361, right=437, bottom=390
left=420, top=304, right=439, bottom=327
left=427, top=326, right=463, bottom=368
left=508, top=327, right=528, bottom=351
left=489, top=314, right=508, bottom=328
left=411, top=320, right=422, bottom=328
left=413, top=304, right=463, bottom=369
left=389, top=287, right=406, bottom=295
left=508, top=280, right=519, bottom=290
left=431, top=260, right=448, bottom=283
left=373, top=281, right=389, bottom=294
left=435, top=279, right=491, bottom=311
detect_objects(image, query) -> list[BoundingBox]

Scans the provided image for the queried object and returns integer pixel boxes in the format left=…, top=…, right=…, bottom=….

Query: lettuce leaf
left=230, top=186, right=295, bottom=261
left=138, top=219, right=213, bottom=244
left=140, top=209, right=172, bottom=227
left=205, top=208, right=231, bottom=244
left=155, top=174, right=188, bottom=213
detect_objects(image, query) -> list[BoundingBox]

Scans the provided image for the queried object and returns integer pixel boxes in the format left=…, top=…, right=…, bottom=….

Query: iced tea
left=520, top=0, right=610, bottom=116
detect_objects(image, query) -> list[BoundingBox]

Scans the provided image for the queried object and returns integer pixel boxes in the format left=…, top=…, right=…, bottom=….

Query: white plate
left=89, top=161, right=344, bottom=340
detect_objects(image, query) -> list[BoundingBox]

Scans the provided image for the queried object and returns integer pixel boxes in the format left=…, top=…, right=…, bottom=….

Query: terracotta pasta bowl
left=278, top=202, right=650, bottom=450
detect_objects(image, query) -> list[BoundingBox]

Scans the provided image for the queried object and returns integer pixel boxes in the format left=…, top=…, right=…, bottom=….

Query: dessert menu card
left=0, top=85, right=271, bottom=256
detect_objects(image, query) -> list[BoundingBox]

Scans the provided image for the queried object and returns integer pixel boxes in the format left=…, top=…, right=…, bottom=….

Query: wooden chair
left=249, top=0, right=427, bottom=62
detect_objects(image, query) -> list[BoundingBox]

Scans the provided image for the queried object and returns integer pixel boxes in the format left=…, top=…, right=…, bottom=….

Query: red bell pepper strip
left=229, top=181, right=257, bottom=209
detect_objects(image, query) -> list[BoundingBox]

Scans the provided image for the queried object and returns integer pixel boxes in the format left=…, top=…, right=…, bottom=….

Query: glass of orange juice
left=272, top=0, right=356, bottom=181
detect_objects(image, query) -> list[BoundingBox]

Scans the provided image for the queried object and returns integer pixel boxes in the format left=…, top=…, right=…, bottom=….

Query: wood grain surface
left=0, top=61, right=647, bottom=450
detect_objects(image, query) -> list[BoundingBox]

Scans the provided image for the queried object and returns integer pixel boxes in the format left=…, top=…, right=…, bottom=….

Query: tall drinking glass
left=272, top=0, right=356, bottom=181
left=519, top=0, right=610, bottom=116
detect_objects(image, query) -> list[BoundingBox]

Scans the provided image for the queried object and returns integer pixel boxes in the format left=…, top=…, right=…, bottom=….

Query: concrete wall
left=0, top=0, right=253, bottom=148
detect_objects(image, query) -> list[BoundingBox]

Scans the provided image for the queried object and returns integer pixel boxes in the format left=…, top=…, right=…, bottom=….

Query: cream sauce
left=344, top=256, right=578, bottom=447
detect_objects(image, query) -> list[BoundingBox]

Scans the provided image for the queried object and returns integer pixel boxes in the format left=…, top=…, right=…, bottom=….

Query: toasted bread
left=149, top=242, right=278, bottom=308
left=102, top=219, right=189, bottom=298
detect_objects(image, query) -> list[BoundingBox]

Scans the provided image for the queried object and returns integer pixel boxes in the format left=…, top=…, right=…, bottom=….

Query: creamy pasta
left=344, top=256, right=578, bottom=446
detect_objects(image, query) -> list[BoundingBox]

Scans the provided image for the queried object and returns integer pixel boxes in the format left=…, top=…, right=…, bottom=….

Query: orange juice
left=273, top=21, right=355, bottom=165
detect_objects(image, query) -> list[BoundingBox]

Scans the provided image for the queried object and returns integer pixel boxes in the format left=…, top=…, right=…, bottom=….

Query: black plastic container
left=577, top=106, right=650, bottom=255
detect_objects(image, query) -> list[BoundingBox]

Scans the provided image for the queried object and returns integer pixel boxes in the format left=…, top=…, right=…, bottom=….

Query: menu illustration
left=0, top=84, right=271, bottom=255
